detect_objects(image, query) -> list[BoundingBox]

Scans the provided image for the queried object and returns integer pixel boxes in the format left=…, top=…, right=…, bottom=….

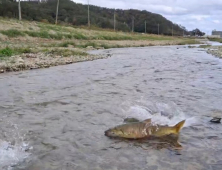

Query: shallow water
left=0, top=45, right=222, bottom=170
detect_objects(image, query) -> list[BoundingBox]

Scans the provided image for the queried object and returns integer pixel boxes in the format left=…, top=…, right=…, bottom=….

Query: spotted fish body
left=105, top=119, right=185, bottom=139
left=105, top=122, right=150, bottom=139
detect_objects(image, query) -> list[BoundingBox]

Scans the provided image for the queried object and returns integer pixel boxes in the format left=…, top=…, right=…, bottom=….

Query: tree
left=0, top=0, right=190, bottom=35
left=190, top=28, right=205, bottom=36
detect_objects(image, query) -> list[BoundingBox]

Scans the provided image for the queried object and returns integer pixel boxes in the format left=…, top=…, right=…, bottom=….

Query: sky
left=73, top=0, right=222, bottom=35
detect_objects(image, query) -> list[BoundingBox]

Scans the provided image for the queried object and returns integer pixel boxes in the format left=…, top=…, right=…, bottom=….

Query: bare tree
left=18, top=0, right=22, bottom=20
left=55, top=0, right=59, bottom=24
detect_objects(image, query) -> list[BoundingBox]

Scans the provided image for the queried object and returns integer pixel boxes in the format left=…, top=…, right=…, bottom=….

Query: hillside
left=0, top=0, right=187, bottom=35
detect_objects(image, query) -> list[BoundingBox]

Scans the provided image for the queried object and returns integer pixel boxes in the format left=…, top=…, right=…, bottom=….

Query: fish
left=105, top=119, right=185, bottom=139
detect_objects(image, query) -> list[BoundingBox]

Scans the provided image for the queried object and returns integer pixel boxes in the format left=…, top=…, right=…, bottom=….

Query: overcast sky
left=73, top=0, right=222, bottom=35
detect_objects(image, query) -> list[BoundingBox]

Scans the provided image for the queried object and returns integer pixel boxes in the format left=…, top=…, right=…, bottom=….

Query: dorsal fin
left=142, top=118, right=151, bottom=124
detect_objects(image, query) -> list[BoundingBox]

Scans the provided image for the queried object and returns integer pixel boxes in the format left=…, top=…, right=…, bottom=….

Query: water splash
left=121, top=99, right=199, bottom=127
left=0, top=119, right=32, bottom=170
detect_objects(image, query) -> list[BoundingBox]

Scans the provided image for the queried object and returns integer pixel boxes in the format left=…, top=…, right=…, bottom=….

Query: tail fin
left=173, top=120, right=185, bottom=134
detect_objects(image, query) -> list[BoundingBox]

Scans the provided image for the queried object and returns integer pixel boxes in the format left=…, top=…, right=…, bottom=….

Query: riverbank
left=207, top=46, right=222, bottom=58
left=0, top=18, right=201, bottom=73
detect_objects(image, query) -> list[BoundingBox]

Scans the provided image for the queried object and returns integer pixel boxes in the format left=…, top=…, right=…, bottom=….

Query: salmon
left=105, top=119, right=185, bottom=139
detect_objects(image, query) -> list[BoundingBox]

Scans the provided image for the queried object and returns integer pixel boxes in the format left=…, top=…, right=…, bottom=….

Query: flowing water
left=0, top=45, right=222, bottom=170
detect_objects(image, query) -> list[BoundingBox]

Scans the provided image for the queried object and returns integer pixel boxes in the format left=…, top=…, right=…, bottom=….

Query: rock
left=26, top=54, right=37, bottom=58
left=96, top=47, right=105, bottom=50
left=67, top=45, right=74, bottom=48
left=43, top=65, right=50, bottom=68
left=30, top=67, right=38, bottom=70
left=210, top=118, right=221, bottom=123
left=86, top=46, right=94, bottom=49
left=17, top=57, right=24, bottom=64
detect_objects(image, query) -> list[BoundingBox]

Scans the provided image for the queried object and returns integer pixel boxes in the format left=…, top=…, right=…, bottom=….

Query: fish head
left=105, top=127, right=124, bottom=137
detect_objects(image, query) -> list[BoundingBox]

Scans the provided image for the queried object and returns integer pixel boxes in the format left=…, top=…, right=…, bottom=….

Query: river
left=0, top=45, right=222, bottom=170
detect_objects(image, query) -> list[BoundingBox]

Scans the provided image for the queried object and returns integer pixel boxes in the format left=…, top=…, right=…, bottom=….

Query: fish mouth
left=105, top=129, right=117, bottom=137
left=105, top=129, right=112, bottom=137
left=104, top=130, right=109, bottom=136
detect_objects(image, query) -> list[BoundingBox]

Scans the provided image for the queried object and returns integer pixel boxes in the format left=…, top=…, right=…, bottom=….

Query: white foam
left=121, top=99, right=198, bottom=127
left=0, top=120, right=31, bottom=170
left=0, top=141, right=31, bottom=170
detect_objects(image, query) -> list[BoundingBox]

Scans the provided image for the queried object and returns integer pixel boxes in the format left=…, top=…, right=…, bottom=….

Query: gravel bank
left=207, top=46, right=222, bottom=58
left=0, top=52, right=107, bottom=73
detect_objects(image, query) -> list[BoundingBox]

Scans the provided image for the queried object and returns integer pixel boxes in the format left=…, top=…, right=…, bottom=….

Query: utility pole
left=132, top=16, right=134, bottom=32
left=88, top=0, right=90, bottom=28
left=55, top=0, right=59, bottom=24
left=145, top=20, right=146, bottom=33
left=114, top=9, right=116, bottom=31
left=18, top=0, right=22, bottom=20
left=172, top=25, right=173, bottom=36
left=158, top=23, right=159, bottom=35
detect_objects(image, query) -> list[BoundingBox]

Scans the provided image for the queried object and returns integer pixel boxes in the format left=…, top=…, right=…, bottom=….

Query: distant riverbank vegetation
left=0, top=0, right=190, bottom=36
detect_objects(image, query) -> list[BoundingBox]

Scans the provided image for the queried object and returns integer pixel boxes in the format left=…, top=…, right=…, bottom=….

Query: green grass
left=76, top=42, right=98, bottom=48
left=99, top=43, right=122, bottom=49
left=1, top=29, right=25, bottom=37
left=24, top=31, right=63, bottom=40
left=23, top=30, right=89, bottom=40
left=0, top=46, right=88, bottom=60
left=0, top=28, right=178, bottom=41
left=15, top=47, right=32, bottom=53
left=38, top=23, right=70, bottom=32
left=177, top=39, right=198, bottom=45
left=208, top=38, right=222, bottom=43
left=58, top=41, right=76, bottom=47
left=96, top=34, right=133, bottom=40
left=198, top=45, right=212, bottom=48
left=0, top=47, right=33, bottom=59
left=44, top=49, right=87, bottom=57
left=0, top=47, right=14, bottom=57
